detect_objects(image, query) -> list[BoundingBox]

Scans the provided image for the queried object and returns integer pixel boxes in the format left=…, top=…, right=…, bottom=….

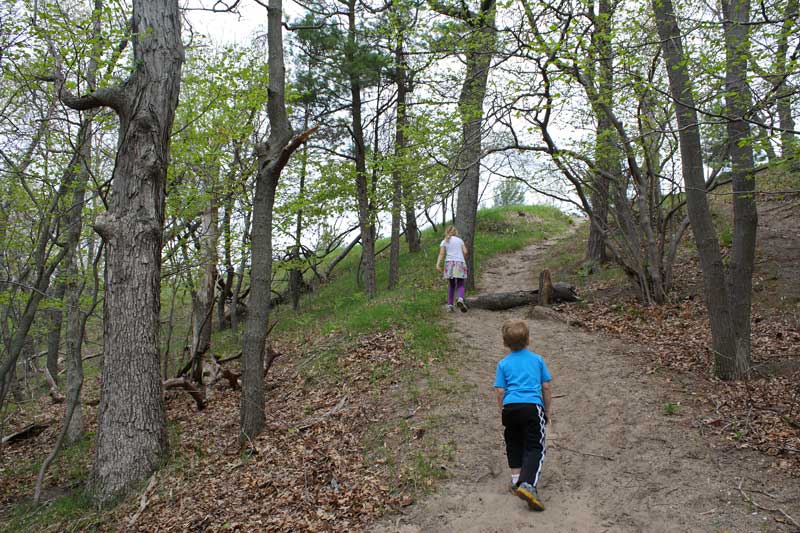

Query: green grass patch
left=0, top=490, right=102, bottom=533
left=273, top=205, right=572, bottom=372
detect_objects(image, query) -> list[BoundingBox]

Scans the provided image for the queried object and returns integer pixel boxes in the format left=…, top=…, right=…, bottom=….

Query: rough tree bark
left=241, top=0, right=316, bottom=442
left=50, top=0, right=185, bottom=503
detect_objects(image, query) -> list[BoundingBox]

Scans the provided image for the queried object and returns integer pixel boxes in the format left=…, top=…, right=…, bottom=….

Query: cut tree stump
left=463, top=282, right=578, bottom=311
left=539, top=269, right=554, bottom=306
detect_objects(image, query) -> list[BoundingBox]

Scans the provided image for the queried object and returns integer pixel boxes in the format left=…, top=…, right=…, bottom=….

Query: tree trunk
left=45, top=282, right=66, bottom=384
left=190, top=202, right=218, bottom=383
left=241, top=0, right=315, bottom=442
left=231, top=208, right=251, bottom=338
left=84, top=0, right=184, bottom=504
left=347, top=0, right=377, bottom=298
left=389, top=19, right=408, bottom=290
left=453, top=2, right=496, bottom=292
left=219, top=197, right=234, bottom=328
left=585, top=0, right=612, bottom=266
left=62, top=114, right=94, bottom=444
left=289, top=108, right=310, bottom=311
left=721, top=0, right=757, bottom=378
left=652, top=0, right=740, bottom=379
left=776, top=0, right=798, bottom=160
left=538, top=269, right=553, bottom=306
left=403, top=185, right=420, bottom=252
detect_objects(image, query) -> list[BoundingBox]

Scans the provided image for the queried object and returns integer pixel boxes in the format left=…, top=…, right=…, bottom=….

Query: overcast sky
left=184, top=0, right=303, bottom=45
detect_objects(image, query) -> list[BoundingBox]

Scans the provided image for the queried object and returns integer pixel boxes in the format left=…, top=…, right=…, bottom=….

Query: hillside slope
left=372, top=224, right=800, bottom=533
left=0, top=205, right=572, bottom=532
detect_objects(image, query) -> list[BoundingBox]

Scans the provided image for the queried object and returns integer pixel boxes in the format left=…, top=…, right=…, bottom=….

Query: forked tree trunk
left=241, top=0, right=316, bottom=442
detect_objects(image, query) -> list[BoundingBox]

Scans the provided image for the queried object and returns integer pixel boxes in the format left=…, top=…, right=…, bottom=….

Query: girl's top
left=440, top=235, right=466, bottom=263
left=494, top=349, right=552, bottom=407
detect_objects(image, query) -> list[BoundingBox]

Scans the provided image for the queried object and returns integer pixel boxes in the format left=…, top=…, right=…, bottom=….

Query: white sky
left=182, top=0, right=580, bottom=220
left=184, top=0, right=302, bottom=45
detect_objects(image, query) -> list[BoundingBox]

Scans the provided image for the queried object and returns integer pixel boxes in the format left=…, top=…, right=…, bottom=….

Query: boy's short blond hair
left=502, top=319, right=529, bottom=351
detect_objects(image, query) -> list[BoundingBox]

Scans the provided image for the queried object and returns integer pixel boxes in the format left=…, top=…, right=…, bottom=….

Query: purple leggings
left=448, top=278, right=466, bottom=305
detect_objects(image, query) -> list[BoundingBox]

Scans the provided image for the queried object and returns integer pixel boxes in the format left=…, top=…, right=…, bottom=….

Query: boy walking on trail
left=494, top=319, right=552, bottom=512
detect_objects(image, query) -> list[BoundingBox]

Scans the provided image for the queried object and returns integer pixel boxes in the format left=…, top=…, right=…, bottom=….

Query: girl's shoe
left=447, top=305, right=455, bottom=312
left=456, top=298, right=468, bottom=312
left=516, top=482, right=545, bottom=511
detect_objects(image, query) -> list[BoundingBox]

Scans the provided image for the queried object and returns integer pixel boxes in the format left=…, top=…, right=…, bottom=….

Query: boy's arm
left=494, top=387, right=505, bottom=410
left=542, top=381, right=552, bottom=423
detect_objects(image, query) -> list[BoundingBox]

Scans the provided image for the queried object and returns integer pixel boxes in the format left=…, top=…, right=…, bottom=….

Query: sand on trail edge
left=370, top=229, right=800, bottom=533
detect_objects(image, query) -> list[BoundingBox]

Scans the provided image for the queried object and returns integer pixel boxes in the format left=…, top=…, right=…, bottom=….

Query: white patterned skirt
left=443, top=260, right=468, bottom=279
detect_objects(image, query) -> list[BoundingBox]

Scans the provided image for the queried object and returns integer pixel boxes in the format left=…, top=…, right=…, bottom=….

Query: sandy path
left=372, top=231, right=800, bottom=533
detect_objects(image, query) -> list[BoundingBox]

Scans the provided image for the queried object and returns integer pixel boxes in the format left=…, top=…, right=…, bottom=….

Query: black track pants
left=502, top=403, right=546, bottom=487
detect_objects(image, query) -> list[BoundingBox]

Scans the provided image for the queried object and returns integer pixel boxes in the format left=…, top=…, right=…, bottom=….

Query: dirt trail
left=372, top=230, right=800, bottom=533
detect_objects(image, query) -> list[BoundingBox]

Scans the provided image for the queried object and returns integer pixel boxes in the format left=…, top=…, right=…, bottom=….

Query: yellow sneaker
left=516, top=482, right=545, bottom=511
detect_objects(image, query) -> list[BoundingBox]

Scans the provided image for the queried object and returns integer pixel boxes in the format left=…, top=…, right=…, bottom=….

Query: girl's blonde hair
left=444, top=225, right=458, bottom=243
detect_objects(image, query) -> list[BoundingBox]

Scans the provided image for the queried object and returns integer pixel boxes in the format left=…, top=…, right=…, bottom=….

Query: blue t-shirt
left=494, top=349, right=552, bottom=406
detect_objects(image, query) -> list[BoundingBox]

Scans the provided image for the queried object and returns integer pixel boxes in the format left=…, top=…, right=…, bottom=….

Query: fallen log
left=464, top=283, right=578, bottom=311
left=2, top=423, right=48, bottom=445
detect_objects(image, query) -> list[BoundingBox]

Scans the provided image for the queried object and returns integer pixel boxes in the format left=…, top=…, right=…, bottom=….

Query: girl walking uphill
left=436, top=226, right=469, bottom=312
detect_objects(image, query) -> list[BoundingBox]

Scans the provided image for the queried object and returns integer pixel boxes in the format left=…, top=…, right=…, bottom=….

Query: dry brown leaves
left=556, top=250, right=800, bottom=477
left=1, top=330, right=421, bottom=531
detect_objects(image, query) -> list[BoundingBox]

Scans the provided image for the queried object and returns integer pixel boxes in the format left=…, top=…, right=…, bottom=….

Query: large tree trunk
left=652, top=0, right=741, bottom=379
left=79, top=0, right=184, bottom=503
left=721, top=0, right=757, bottom=378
